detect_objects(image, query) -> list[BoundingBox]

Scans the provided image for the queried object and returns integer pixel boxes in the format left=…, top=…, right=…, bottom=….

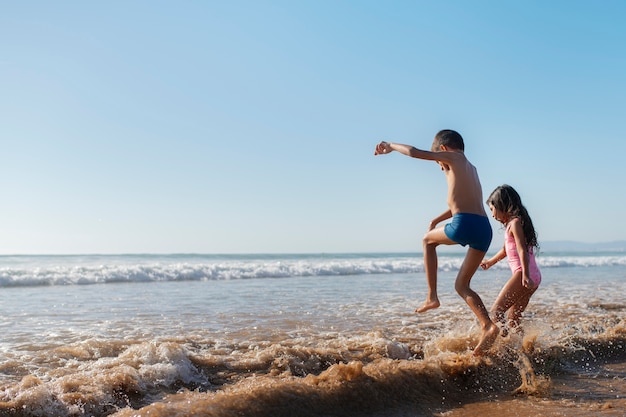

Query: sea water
left=0, top=252, right=624, bottom=416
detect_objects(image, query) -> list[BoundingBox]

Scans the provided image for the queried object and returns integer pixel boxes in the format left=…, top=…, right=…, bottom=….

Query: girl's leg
left=491, top=271, right=523, bottom=323
left=455, top=247, right=499, bottom=355
left=507, top=289, right=536, bottom=332
left=416, top=226, right=454, bottom=313
left=491, top=271, right=536, bottom=333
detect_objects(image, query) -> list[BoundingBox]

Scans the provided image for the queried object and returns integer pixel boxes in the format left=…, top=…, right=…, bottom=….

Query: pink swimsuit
left=505, top=222, right=542, bottom=286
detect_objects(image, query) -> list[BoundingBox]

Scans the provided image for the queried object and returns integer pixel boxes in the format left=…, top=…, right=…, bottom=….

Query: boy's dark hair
left=432, top=129, right=464, bottom=151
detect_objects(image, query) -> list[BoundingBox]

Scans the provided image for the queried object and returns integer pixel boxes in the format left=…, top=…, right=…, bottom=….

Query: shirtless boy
left=374, top=130, right=499, bottom=355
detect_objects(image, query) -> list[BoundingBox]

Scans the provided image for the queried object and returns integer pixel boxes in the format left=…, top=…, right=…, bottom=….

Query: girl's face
left=489, top=203, right=507, bottom=224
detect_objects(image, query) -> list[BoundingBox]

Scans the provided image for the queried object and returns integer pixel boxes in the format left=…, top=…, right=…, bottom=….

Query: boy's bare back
left=438, top=151, right=487, bottom=217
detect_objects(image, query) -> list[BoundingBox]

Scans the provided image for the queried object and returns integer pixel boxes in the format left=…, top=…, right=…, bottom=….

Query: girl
left=481, top=185, right=541, bottom=336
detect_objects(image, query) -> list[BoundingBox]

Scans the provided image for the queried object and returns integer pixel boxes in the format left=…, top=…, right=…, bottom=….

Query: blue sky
left=1, top=1, right=625, bottom=254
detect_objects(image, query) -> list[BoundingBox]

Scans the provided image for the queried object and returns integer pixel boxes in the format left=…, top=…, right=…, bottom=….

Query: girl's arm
left=510, top=218, right=534, bottom=288
left=481, top=246, right=506, bottom=270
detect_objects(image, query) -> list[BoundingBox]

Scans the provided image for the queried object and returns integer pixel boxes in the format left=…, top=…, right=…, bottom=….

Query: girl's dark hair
left=487, top=184, right=539, bottom=250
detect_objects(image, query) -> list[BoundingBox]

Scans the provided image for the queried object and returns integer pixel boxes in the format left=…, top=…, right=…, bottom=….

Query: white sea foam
left=0, top=253, right=624, bottom=287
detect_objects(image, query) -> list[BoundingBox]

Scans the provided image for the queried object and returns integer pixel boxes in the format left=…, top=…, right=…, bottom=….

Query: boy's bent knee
left=423, top=239, right=434, bottom=249
left=422, top=235, right=438, bottom=248
left=423, top=227, right=453, bottom=247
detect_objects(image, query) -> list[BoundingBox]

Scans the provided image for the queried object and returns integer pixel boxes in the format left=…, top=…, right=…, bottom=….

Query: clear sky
left=1, top=1, right=625, bottom=254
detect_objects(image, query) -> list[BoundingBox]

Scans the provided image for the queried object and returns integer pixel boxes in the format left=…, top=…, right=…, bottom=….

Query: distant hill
left=539, top=240, right=626, bottom=252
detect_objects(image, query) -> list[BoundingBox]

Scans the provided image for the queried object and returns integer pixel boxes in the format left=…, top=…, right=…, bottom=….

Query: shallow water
left=0, top=253, right=624, bottom=416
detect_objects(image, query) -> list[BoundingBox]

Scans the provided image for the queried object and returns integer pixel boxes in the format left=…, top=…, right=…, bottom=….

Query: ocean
left=0, top=251, right=624, bottom=417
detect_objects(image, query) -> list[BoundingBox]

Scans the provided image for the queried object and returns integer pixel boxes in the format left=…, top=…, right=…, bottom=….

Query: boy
left=374, top=130, right=499, bottom=355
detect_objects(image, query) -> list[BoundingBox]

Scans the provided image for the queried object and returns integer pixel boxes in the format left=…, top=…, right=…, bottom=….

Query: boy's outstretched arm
left=374, top=141, right=438, bottom=161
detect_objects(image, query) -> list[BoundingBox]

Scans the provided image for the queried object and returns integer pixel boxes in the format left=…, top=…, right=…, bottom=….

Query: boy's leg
left=454, top=247, right=499, bottom=355
left=416, top=226, right=455, bottom=313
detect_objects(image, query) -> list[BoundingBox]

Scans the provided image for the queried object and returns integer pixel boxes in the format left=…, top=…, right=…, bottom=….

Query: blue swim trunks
left=444, top=213, right=492, bottom=252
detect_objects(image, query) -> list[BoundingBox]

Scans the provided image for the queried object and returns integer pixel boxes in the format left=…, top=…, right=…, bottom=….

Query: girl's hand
left=522, top=274, right=535, bottom=288
left=480, top=260, right=492, bottom=270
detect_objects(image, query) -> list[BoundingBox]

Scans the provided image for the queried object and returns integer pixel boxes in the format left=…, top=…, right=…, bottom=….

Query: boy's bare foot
left=473, top=323, right=499, bottom=356
left=415, top=299, right=440, bottom=313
